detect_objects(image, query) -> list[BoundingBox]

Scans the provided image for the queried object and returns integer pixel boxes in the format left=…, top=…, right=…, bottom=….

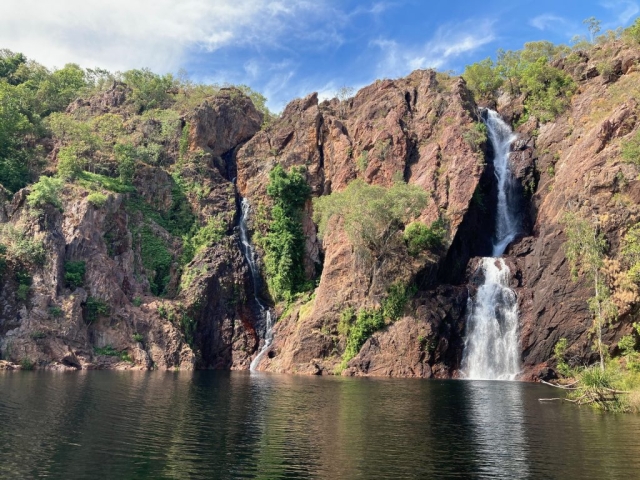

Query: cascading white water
left=487, top=109, right=520, bottom=257
left=462, top=258, right=520, bottom=380
left=238, top=198, right=274, bottom=371
left=462, top=110, right=521, bottom=381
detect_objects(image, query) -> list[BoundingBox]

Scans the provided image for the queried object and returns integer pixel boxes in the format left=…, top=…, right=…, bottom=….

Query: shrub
left=15, top=269, right=31, bottom=302
left=382, top=283, right=415, bottom=321
left=64, top=261, right=85, bottom=289
left=463, top=58, right=503, bottom=100
left=0, top=243, right=6, bottom=275
left=84, top=297, right=109, bottom=324
left=338, top=307, right=356, bottom=337
left=260, top=165, right=311, bottom=302
left=27, top=176, right=64, bottom=209
left=20, top=358, right=34, bottom=370
left=462, top=122, right=488, bottom=152
left=132, top=333, right=144, bottom=343
left=30, top=331, right=46, bottom=340
left=16, top=283, right=30, bottom=301
left=314, top=179, right=428, bottom=262
left=132, top=296, right=142, bottom=307
left=181, top=216, right=226, bottom=265
left=49, top=306, right=63, bottom=318
left=553, top=338, right=573, bottom=377
left=86, top=192, right=107, bottom=207
left=56, top=144, right=84, bottom=180
left=0, top=225, right=45, bottom=265
left=621, top=131, right=640, bottom=167
left=341, top=308, right=385, bottom=368
left=139, top=227, right=172, bottom=296
left=403, top=219, right=446, bottom=256
left=114, top=142, right=137, bottom=184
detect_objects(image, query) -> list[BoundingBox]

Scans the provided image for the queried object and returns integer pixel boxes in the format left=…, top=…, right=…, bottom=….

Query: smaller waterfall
left=462, top=258, right=520, bottom=380
left=238, top=198, right=274, bottom=371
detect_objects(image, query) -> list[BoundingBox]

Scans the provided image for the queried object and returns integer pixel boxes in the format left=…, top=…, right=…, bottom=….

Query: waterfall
left=238, top=198, right=274, bottom=371
left=486, top=109, right=520, bottom=257
left=462, top=110, right=521, bottom=381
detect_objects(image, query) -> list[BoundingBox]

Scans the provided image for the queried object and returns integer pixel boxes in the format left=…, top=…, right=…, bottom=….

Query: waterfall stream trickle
left=238, top=198, right=274, bottom=371
left=462, top=110, right=521, bottom=380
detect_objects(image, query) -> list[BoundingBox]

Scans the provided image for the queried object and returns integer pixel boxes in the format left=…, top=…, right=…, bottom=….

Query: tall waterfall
left=238, top=198, right=274, bottom=371
left=461, top=110, right=521, bottom=381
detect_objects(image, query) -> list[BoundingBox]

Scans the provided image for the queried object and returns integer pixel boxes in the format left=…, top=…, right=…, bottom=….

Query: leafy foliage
left=84, top=297, right=110, bottom=324
left=181, top=216, right=226, bottom=265
left=260, top=165, right=311, bottom=302
left=86, top=192, right=108, bottom=207
left=26, top=176, right=63, bottom=209
left=462, top=58, right=503, bottom=99
left=121, top=69, right=176, bottom=113
left=0, top=224, right=45, bottom=265
left=139, top=227, right=172, bottom=296
left=464, top=41, right=575, bottom=122
left=313, top=179, right=428, bottom=261
left=113, top=142, right=138, bottom=184
left=562, top=212, right=613, bottom=370
left=624, top=17, right=640, bottom=44
left=621, top=130, right=640, bottom=167
left=338, top=282, right=415, bottom=370
left=64, top=261, right=86, bottom=289
left=403, top=219, right=447, bottom=256
left=622, top=223, right=640, bottom=283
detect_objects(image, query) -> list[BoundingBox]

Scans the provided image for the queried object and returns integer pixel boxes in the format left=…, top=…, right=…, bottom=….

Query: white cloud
left=601, top=0, right=639, bottom=25
left=0, top=0, right=334, bottom=72
left=371, top=19, right=496, bottom=78
left=530, top=14, right=568, bottom=31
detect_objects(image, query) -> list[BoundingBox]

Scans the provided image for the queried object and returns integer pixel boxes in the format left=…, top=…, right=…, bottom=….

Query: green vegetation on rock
left=314, top=179, right=428, bottom=262
left=64, top=261, right=86, bottom=289
left=463, top=41, right=576, bottom=122
left=258, top=164, right=311, bottom=302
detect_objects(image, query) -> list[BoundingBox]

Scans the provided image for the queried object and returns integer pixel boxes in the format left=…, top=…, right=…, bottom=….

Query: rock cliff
left=1, top=43, right=639, bottom=379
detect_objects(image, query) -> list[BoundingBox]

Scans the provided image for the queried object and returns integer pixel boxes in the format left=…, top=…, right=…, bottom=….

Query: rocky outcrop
left=501, top=42, right=640, bottom=379
left=188, top=88, right=263, bottom=158
left=3, top=45, right=640, bottom=379
left=0, top=87, right=263, bottom=371
left=238, top=70, right=487, bottom=375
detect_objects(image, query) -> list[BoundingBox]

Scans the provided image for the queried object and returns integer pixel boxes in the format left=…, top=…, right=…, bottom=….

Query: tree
left=584, top=17, right=602, bottom=42
left=26, top=176, right=64, bottom=209
left=336, top=86, right=355, bottom=118
left=121, top=69, right=176, bottom=112
left=56, top=145, right=83, bottom=180
left=313, top=179, right=428, bottom=263
left=114, top=143, right=138, bottom=184
left=624, top=17, right=640, bottom=44
left=36, top=63, right=87, bottom=114
left=261, top=164, right=311, bottom=301
left=463, top=58, right=503, bottom=100
left=0, top=82, right=34, bottom=192
left=0, top=49, right=27, bottom=84
left=562, top=212, right=613, bottom=371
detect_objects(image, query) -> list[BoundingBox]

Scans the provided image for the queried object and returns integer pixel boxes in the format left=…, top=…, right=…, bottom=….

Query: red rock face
left=238, top=70, right=487, bottom=375
left=4, top=48, right=639, bottom=377
left=502, top=41, right=640, bottom=380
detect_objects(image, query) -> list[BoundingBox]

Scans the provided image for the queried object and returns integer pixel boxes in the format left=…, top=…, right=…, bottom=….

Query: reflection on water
left=1, top=372, right=640, bottom=479
left=464, top=381, right=529, bottom=479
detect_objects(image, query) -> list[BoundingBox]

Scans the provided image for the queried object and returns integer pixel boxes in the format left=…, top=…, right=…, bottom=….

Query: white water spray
left=238, top=198, right=274, bottom=371
left=462, top=110, right=521, bottom=380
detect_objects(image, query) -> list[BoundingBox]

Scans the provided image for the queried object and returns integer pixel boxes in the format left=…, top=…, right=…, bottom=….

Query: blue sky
left=1, top=0, right=638, bottom=111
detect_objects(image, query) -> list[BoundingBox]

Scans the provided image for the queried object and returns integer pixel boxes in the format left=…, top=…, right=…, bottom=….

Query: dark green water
left=1, top=372, right=639, bottom=479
